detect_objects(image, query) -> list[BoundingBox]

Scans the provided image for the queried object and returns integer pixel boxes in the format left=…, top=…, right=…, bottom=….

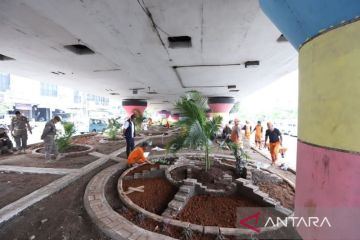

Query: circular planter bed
left=84, top=153, right=297, bottom=240
left=32, top=144, right=94, bottom=158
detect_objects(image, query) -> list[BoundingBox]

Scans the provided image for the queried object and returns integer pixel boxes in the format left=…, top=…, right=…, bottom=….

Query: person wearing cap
left=264, top=122, right=283, bottom=165
left=41, top=116, right=61, bottom=161
left=10, top=111, right=32, bottom=153
left=127, top=142, right=153, bottom=166
left=252, top=121, right=263, bottom=150
left=123, top=114, right=136, bottom=157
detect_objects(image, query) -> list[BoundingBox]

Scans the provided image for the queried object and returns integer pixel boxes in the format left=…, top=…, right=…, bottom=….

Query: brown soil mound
left=258, top=182, right=295, bottom=209
left=122, top=177, right=177, bottom=214
left=176, top=195, right=261, bottom=227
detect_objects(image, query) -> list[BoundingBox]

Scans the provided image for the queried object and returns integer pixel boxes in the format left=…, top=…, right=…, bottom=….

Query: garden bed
left=258, top=182, right=295, bottom=209
left=122, top=177, right=178, bottom=214
left=32, top=144, right=93, bottom=158
left=0, top=154, right=99, bottom=169
left=176, top=194, right=261, bottom=227
left=0, top=161, right=117, bottom=240
left=0, top=172, right=61, bottom=209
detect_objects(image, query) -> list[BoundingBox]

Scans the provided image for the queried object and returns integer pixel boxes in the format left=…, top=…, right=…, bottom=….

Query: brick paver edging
left=31, top=144, right=94, bottom=158
left=117, top=164, right=286, bottom=237
left=84, top=163, right=177, bottom=240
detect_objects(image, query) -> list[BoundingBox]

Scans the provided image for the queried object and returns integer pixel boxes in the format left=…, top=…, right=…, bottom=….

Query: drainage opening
left=168, top=36, right=192, bottom=48
left=64, top=44, right=95, bottom=55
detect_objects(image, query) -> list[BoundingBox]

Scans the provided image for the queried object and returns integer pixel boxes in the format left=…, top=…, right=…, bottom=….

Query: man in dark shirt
left=264, top=122, right=282, bottom=165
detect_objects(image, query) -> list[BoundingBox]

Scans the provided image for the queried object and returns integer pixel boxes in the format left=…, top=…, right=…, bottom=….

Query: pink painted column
left=208, top=97, right=234, bottom=123
left=121, top=99, right=147, bottom=117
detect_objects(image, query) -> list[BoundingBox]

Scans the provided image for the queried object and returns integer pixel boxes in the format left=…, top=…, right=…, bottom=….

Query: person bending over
left=127, top=142, right=153, bottom=166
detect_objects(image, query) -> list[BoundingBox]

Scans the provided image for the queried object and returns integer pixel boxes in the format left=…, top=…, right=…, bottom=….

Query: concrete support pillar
left=208, top=97, right=234, bottom=123
left=259, top=1, right=360, bottom=239
left=121, top=99, right=147, bottom=117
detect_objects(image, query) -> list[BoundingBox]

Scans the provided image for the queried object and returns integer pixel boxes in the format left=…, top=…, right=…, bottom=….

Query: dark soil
left=94, top=141, right=126, bottom=155
left=258, top=182, right=295, bottom=209
left=105, top=167, right=235, bottom=240
left=176, top=195, right=261, bottom=227
left=170, top=166, right=187, bottom=181
left=122, top=177, right=178, bottom=214
left=71, top=133, right=101, bottom=146
left=0, top=155, right=98, bottom=169
left=170, top=163, right=237, bottom=189
left=0, top=161, right=117, bottom=240
left=0, top=172, right=61, bottom=209
left=126, top=163, right=160, bottom=176
left=36, top=145, right=90, bottom=154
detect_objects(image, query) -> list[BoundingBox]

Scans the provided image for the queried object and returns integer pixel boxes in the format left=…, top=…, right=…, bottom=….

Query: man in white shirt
left=123, top=114, right=136, bottom=157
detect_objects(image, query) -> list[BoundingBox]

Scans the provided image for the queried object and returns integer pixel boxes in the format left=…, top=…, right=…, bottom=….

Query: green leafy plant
left=133, top=109, right=146, bottom=132
left=167, top=91, right=222, bottom=171
left=181, top=226, right=193, bottom=240
left=104, top=118, right=121, bottom=140
left=56, top=122, right=76, bottom=153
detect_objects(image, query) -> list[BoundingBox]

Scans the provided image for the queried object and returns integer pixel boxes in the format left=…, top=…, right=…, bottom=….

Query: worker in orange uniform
left=252, top=121, right=263, bottom=150
left=230, top=118, right=242, bottom=147
left=264, top=122, right=283, bottom=165
left=127, top=142, right=153, bottom=166
left=242, top=120, right=252, bottom=142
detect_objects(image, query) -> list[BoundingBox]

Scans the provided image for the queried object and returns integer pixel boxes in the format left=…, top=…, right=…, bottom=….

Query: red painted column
left=121, top=99, right=147, bottom=117
left=208, top=97, right=234, bottom=122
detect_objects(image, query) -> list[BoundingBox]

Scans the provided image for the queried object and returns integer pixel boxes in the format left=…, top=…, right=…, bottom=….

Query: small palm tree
left=167, top=91, right=222, bottom=171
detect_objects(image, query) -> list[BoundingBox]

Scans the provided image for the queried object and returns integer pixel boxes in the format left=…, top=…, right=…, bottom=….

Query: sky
left=234, top=70, right=299, bottom=122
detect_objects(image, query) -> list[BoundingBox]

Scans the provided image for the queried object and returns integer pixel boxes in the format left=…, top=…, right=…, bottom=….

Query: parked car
left=75, top=118, right=107, bottom=134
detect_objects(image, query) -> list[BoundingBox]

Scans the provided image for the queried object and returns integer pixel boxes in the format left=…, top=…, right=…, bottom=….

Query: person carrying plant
left=123, top=114, right=136, bottom=157
left=264, top=121, right=283, bottom=166
left=127, top=142, right=153, bottom=166
left=41, top=116, right=61, bottom=161
left=10, top=111, right=32, bottom=153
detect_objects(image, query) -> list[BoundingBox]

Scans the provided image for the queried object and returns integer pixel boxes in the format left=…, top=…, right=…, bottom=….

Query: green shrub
left=56, top=122, right=76, bottom=153
left=104, top=118, right=121, bottom=140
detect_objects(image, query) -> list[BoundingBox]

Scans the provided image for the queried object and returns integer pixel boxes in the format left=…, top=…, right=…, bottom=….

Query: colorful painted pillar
left=121, top=99, right=147, bottom=117
left=208, top=97, right=235, bottom=123
left=260, top=1, right=360, bottom=239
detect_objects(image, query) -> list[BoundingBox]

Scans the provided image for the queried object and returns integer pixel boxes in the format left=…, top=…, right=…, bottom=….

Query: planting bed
left=0, top=154, right=98, bottom=169
left=0, top=172, right=61, bottom=209
left=258, top=181, right=295, bottom=209
left=0, top=161, right=117, bottom=240
left=176, top=195, right=262, bottom=227
left=123, top=177, right=178, bottom=214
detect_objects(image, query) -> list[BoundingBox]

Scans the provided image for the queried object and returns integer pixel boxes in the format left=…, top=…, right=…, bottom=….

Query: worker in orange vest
left=252, top=121, right=263, bottom=150
left=242, top=120, right=252, bottom=142
left=127, top=142, right=153, bottom=166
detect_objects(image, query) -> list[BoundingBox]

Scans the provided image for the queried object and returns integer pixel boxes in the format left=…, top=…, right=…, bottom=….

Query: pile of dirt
left=258, top=181, right=295, bottom=209
left=176, top=195, right=261, bottom=227
left=71, top=134, right=101, bottom=145
left=122, top=177, right=177, bottom=214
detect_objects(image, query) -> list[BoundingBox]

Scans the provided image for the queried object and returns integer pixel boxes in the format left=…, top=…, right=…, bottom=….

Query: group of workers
left=223, top=119, right=284, bottom=165
left=0, top=111, right=62, bottom=161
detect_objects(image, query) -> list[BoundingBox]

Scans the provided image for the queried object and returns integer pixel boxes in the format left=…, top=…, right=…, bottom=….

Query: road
left=250, top=134, right=298, bottom=171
